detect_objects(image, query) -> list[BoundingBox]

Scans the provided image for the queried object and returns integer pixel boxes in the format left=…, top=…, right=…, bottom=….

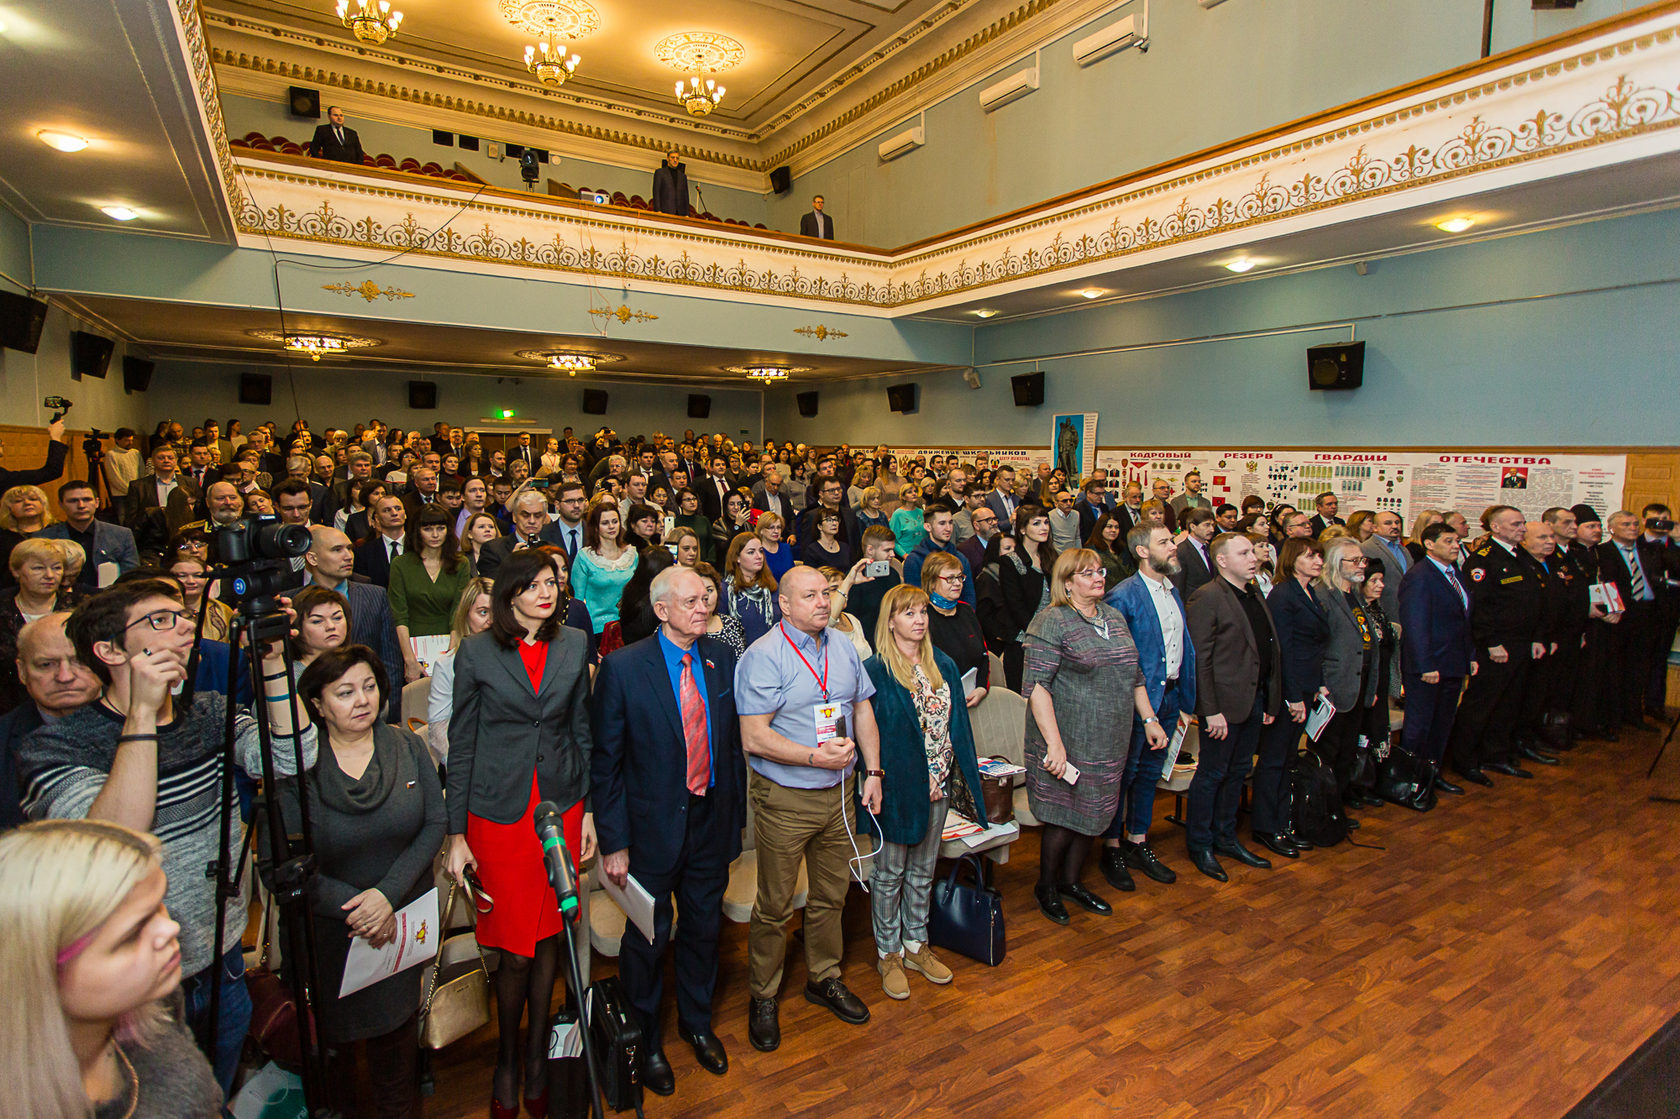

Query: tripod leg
left=1646, top=708, right=1680, bottom=779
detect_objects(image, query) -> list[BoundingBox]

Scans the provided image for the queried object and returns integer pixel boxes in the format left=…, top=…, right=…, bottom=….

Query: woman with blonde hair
left=1407, top=509, right=1444, bottom=562
left=424, top=575, right=496, bottom=767
left=0, top=819, right=222, bottom=1118
left=889, top=484, right=926, bottom=557
left=755, top=510, right=794, bottom=582
left=819, top=565, right=872, bottom=660
left=862, top=584, right=988, bottom=1001
left=0, top=483, right=54, bottom=535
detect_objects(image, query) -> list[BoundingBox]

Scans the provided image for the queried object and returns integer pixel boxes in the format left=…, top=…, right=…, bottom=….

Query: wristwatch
left=1142, top=716, right=1159, bottom=725
left=865, top=769, right=886, bottom=778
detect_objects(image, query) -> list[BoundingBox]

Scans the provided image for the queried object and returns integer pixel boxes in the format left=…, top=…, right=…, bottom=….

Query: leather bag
left=928, top=854, right=1006, bottom=966
left=587, top=976, right=645, bottom=1115
left=978, top=757, right=1015, bottom=825
left=1374, top=745, right=1438, bottom=812
left=419, top=881, right=491, bottom=1049
left=246, top=904, right=318, bottom=1070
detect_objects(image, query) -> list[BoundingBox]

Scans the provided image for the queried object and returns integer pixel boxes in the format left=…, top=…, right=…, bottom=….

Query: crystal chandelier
left=336, top=0, right=402, bottom=44
left=517, top=349, right=625, bottom=376
left=657, top=33, right=742, bottom=117
left=250, top=329, right=380, bottom=361
left=727, top=363, right=808, bottom=383
left=525, top=32, right=580, bottom=87
left=675, top=76, right=725, bottom=117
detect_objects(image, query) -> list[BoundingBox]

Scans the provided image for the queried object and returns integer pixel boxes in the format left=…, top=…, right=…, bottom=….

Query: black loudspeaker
left=769, top=166, right=792, bottom=194
left=1307, top=341, right=1365, bottom=391
left=797, top=391, right=819, bottom=418
left=70, top=331, right=114, bottom=379
left=432, top=130, right=454, bottom=147
left=239, top=373, right=273, bottom=406
left=0, top=290, right=48, bottom=354
left=288, top=86, right=320, bottom=119
left=121, top=356, right=154, bottom=394
left=1011, top=372, right=1045, bottom=407
left=581, top=388, right=608, bottom=415
left=408, top=381, right=438, bottom=409
left=458, top=135, right=480, bottom=152
left=687, top=394, right=711, bottom=419
left=886, top=384, right=917, bottom=414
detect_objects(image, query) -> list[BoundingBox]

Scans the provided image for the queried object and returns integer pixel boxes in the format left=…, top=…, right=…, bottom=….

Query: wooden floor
left=425, top=724, right=1680, bottom=1119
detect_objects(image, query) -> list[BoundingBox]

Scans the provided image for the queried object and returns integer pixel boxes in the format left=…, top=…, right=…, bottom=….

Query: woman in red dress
left=444, top=548, right=595, bottom=1118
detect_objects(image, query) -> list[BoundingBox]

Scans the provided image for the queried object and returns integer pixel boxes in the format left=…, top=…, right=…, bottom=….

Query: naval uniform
left=1449, top=539, right=1543, bottom=774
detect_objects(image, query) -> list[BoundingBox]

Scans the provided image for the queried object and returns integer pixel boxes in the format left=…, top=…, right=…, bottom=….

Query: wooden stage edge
left=410, top=722, right=1680, bottom=1119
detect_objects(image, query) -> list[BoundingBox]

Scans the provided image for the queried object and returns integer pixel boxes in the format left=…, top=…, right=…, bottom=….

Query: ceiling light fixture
left=336, top=0, right=402, bottom=45
left=250, top=329, right=380, bottom=361
left=657, top=32, right=743, bottom=117
left=37, top=130, right=89, bottom=153
left=1436, top=216, right=1476, bottom=233
left=974, top=309, right=999, bottom=319
left=524, top=32, right=580, bottom=86
left=100, top=206, right=139, bottom=221
left=1079, top=288, right=1104, bottom=299
left=516, top=348, right=625, bottom=376
left=1225, top=257, right=1256, bottom=273
left=725, top=363, right=811, bottom=383
left=498, top=0, right=600, bottom=39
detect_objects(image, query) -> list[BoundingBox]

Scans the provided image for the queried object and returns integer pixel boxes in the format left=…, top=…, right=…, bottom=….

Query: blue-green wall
left=763, top=207, right=1680, bottom=447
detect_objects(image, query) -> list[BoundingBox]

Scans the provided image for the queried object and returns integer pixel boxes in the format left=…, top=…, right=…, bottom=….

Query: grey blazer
left=1360, top=536, right=1410, bottom=621
left=1318, top=583, right=1377, bottom=713
left=445, top=627, right=593, bottom=833
left=40, top=520, right=139, bottom=576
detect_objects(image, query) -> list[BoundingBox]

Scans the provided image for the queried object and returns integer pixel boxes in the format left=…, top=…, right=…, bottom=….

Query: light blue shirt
left=656, top=628, right=713, bottom=789
left=735, top=622, right=876, bottom=789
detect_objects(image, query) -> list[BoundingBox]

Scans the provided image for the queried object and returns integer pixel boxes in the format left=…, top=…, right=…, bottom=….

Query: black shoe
left=642, top=1050, right=675, bottom=1096
left=1455, top=766, right=1493, bottom=787
left=1517, top=745, right=1560, bottom=765
left=1286, top=832, right=1315, bottom=851
left=1342, top=814, right=1361, bottom=830
left=1187, top=847, right=1227, bottom=882
left=679, top=1026, right=728, bottom=1076
left=1485, top=761, right=1532, bottom=778
left=1120, top=840, right=1177, bottom=884
left=1034, top=883, right=1070, bottom=925
left=1359, top=793, right=1386, bottom=808
left=1098, top=848, right=1136, bottom=892
left=1215, top=841, right=1272, bottom=869
left=748, top=997, right=780, bottom=1052
left=804, top=977, right=869, bottom=1025
left=1253, top=831, right=1299, bottom=859
left=1433, top=773, right=1465, bottom=795
left=1058, top=883, right=1113, bottom=915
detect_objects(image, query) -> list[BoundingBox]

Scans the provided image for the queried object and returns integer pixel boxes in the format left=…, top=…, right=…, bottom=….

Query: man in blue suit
left=1099, top=524, right=1195, bottom=889
left=591, top=567, right=745, bottom=1098
left=1398, top=521, right=1475, bottom=795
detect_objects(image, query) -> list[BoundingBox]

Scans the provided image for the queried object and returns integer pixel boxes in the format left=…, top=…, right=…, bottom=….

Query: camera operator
left=14, top=578, right=318, bottom=1095
left=0, top=414, right=69, bottom=495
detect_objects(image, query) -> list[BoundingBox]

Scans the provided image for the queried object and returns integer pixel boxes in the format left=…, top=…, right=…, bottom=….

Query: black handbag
left=588, top=977, right=645, bottom=1115
left=544, top=996, right=593, bottom=1119
left=1374, top=745, right=1438, bottom=812
left=928, top=854, right=1006, bottom=966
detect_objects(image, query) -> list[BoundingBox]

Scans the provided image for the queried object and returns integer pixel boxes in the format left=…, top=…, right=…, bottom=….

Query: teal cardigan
left=862, top=648, right=989, bottom=846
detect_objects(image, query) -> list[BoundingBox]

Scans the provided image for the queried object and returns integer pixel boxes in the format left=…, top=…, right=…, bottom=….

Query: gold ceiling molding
left=323, top=279, right=416, bottom=301
left=174, top=0, right=241, bottom=217
left=498, top=0, right=600, bottom=39
left=795, top=325, right=849, bottom=341
left=655, top=33, right=746, bottom=74
left=590, top=304, right=659, bottom=324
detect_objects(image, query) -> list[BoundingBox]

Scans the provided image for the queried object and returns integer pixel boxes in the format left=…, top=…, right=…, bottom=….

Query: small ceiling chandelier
left=675, top=76, right=725, bottom=117
left=727, top=363, right=809, bottom=383
left=525, top=32, right=580, bottom=87
left=336, top=0, right=402, bottom=44
left=250, top=329, right=380, bottom=361
left=657, top=32, right=743, bottom=117
left=517, top=348, right=625, bottom=376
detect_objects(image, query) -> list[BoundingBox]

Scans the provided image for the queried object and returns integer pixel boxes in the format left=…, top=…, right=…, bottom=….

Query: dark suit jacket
left=1598, top=537, right=1668, bottom=609
left=1310, top=514, right=1345, bottom=538
left=0, top=702, right=43, bottom=829
left=1187, top=577, right=1283, bottom=723
left=319, top=578, right=404, bottom=722
left=352, top=533, right=403, bottom=587
left=590, top=634, right=745, bottom=875
left=125, top=473, right=200, bottom=534
left=982, top=491, right=1019, bottom=529
left=40, top=520, right=139, bottom=582
left=1320, top=584, right=1375, bottom=712
left=1266, top=577, right=1330, bottom=704
left=307, top=122, right=364, bottom=164
left=1398, top=558, right=1473, bottom=678
left=799, top=211, right=834, bottom=240
left=506, top=444, right=537, bottom=471
left=1172, top=538, right=1214, bottom=599
left=474, top=526, right=564, bottom=581
left=445, top=628, right=593, bottom=832
left=697, top=474, right=735, bottom=521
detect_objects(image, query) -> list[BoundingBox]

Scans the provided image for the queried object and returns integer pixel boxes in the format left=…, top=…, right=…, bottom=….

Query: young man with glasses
left=14, top=578, right=317, bottom=1095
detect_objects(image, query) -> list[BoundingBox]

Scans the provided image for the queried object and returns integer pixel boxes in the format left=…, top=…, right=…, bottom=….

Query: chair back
left=969, top=686, right=1027, bottom=767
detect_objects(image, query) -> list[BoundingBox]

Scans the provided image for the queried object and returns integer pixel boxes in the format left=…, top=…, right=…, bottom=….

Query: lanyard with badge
left=781, top=622, right=843, bottom=743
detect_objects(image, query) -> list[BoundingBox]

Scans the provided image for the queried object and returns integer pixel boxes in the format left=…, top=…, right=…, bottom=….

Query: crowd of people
left=0, top=412, right=1675, bottom=1117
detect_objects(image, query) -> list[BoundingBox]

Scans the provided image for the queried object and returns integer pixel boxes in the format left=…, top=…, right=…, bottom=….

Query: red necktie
left=680, top=653, right=708, bottom=796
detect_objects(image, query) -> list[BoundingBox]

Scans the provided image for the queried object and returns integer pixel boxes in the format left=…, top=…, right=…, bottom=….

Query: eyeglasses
left=939, top=573, right=965, bottom=584
left=126, top=608, right=194, bottom=633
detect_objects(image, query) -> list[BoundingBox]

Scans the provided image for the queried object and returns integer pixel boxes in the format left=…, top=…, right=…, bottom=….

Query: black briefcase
left=928, top=854, right=1006, bottom=966
left=588, top=977, right=645, bottom=1114
left=545, top=997, right=593, bottom=1119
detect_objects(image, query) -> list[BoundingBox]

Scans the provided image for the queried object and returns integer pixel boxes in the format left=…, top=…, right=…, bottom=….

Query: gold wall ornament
left=498, top=0, right=600, bottom=39
left=589, top=304, right=659, bottom=324
left=322, top=279, right=416, bottom=302
left=795, top=325, right=849, bottom=341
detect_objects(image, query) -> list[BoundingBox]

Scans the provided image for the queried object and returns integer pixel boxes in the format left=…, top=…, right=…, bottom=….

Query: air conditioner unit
left=979, top=66, right=1039, bottom=112
left=877, top=126, right=925, bottom=161
left=1073, top=12, right=1147, bottom=66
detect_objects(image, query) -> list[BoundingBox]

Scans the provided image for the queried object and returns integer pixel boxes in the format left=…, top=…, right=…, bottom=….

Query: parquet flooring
left=424, top=725, right=1680, bottom=1118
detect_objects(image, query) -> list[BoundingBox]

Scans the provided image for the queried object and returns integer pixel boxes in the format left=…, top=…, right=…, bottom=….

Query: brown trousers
left=747, top=772, right=858, bottom=999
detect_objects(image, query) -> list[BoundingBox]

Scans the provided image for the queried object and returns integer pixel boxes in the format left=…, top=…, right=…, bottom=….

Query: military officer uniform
left=1449, top=538, right=1544, bottom=779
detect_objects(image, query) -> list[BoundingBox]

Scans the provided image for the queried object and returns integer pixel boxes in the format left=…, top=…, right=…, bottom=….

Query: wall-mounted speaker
left=121, top=356, right=154, bottom=394
left=1011, top=371, right=1045, bottom=406
left=0, top=290, right=48, bottom=354
left=769, top=166, right=792, bottom=194
left=581, top=388, right=609, bottom=415
left=797, top=390, right=819, bottom=418
left=432, top=130, right=454, bottom=147
left=70, top=331, right=113, bottom=379
left=287, top=86, right=320, bottom=119
left=886, top=384, right=917, bottom=414
left=239, top=373, right=273, bottom=406
left=408, top=381, right=437, bottom=409
left=687, top=394, right=711, bottom=419
left=1307, top=341, right=1365, bottom=391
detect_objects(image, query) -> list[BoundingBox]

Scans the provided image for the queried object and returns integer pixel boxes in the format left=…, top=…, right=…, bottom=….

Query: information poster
left=1051, top=413, right=1099, bottom=479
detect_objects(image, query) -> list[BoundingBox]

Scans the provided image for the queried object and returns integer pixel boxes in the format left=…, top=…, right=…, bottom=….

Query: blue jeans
left=181, top=946, right=252, bottom=1098
left=1105, top=683, right=1182, bottom=841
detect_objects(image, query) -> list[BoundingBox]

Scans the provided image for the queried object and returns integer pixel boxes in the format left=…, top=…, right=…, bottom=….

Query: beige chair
left=722, top=789, right=808, bottom=924
left=401, top=677, right=432, bottom=732
left=987, top=651, right=1007, bottom=691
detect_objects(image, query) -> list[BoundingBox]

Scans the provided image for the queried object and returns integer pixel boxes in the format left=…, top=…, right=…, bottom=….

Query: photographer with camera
left=14, top=577, right=318, bottom=1095
left=0, top=410, right=69, bottom=497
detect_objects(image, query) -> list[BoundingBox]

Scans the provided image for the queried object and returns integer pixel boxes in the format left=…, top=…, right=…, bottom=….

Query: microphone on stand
left=533, top=800, right=580, bottom=921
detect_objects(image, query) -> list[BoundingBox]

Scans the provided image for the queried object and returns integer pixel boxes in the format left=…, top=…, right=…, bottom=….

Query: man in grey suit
left=475, top=490, right=565, bottom=581
left=42, top=479, right=138, bottom=590
left=982, top=466, right=1020, bottom=528
left=305, top=526, right=404, bottom=722
left=1359, top=510, right=1411, bottom=623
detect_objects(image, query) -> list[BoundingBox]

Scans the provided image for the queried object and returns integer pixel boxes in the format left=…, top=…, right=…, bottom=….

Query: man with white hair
left=475, top=489, right=564, bottom=580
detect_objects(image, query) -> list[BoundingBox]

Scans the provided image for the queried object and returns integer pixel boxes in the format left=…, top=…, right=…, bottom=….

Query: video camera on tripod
left=209, top=513, right=312, bottom=618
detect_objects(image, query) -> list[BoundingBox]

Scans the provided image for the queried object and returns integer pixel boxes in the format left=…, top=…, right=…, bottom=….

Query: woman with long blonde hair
left=424, top=575, right=496, bottom=767
left=0, top=819, right=222, bottom=1118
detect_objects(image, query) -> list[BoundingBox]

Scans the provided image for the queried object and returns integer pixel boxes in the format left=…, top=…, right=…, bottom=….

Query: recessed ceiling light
left=100, top=206, right=139, bottom=221
left=37, top=130, right=89, bottom=153
left=1079, top=289, right=1103, bottom=299
left=1225, top=257, right=1256, bottom=273
left=974, top=309, right=998, bottom=319
left=1436, top=216, right=1476, bottom=233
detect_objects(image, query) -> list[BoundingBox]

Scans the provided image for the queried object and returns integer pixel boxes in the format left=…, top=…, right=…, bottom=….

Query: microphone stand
left=543, top=834, right=606, bottom=1119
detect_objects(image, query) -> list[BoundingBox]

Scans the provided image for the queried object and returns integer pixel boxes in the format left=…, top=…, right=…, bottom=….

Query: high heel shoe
left=522, top=1086, right=550, bottom=1118
left=490, top=1099, right=519, bottom=1119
